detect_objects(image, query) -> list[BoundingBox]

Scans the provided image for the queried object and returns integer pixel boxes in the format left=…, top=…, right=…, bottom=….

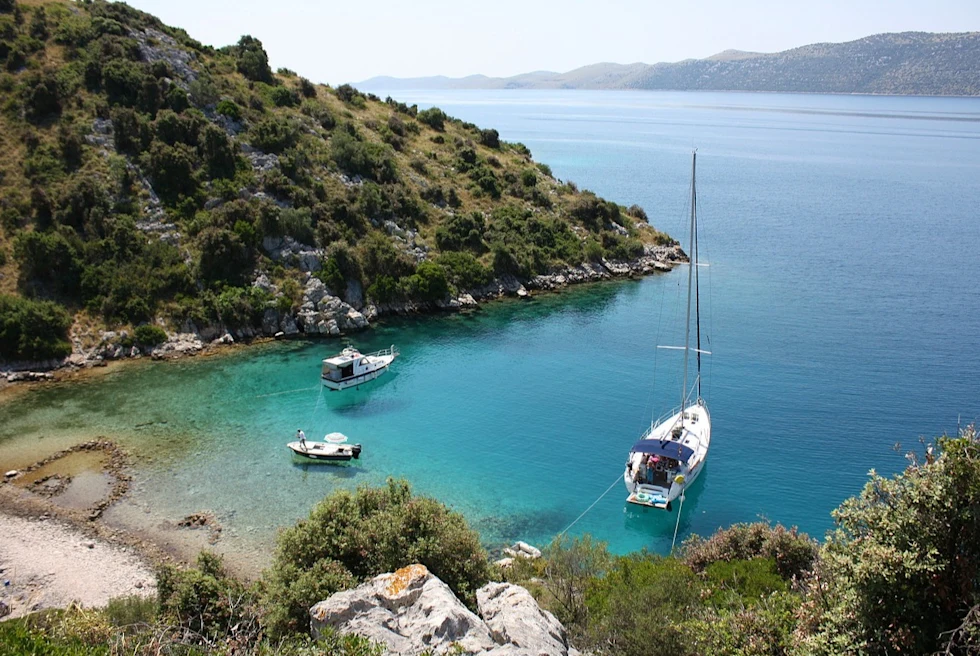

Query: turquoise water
left=2, top=90, right=980, bottom=556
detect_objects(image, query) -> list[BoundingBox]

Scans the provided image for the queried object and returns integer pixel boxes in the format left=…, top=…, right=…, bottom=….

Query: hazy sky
left=126, top=0, right=980, bottom=84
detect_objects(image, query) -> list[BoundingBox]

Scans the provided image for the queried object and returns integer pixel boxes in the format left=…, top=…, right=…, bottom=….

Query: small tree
left=796, top=428, right=980, bottom=655
left=417, top=107, right=447, bottom=131
left=234, top=35, right=274, bottom=84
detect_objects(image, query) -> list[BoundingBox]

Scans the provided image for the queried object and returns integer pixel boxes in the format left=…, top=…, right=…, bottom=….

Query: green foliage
left=682, top=521, right=817, bottom=581
left=334, top=83, right=363, bottom=104
left=23, top=68, right=61, bottom=120
left=703, top=558, right=788, bottom=608
left=262, top=478, right=492, bottom=637
left=435, top=211, right=485, bottom=252
left=143, top=141, right=198, bottom=202
left=188, top=74, right=219, bottom=107
left=487, top=205, right=584, bottom=275
left=0, top=294, right=72, bottom=361
left=215, top=98, right=242, bottom=120
left=249, top=115, right=298, bottom=154
left=402, top=260, right=449, bottom=301
left=436, top=251, right=493, bottom=290
left=102, top=594, right=158, bottom=627
left=157, top=551, right=260, bottom=643
left=479, top=128, right=500, bottom=148
left=300, top=99, right=335, bottom=129
left=233, top=34, right=274, bottom=84
left=416, top=106, right=447, bottom=130
left=133, top=324, right=167, bottom=347
left=359, top=231, right=415, bottom=282
left=298, top=76, right=316, bottom=98
left=330, top=129, right=396, bottom=183
left=796, top=429, right=980, bottom=655
left=600, top=232, right=643, bottom=261
left=13, top=228, right=82, bottom=296
left=270, top=84, right=299, bottom=108
left=196, top=227, right=253, bottom=286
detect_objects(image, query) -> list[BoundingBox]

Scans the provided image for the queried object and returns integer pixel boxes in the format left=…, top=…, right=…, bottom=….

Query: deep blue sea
left=2, top=90, right=979, bottom=561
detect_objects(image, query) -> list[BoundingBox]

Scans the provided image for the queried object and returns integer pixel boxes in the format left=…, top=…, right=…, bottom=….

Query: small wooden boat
left=288, top=432, right=362, bottom=462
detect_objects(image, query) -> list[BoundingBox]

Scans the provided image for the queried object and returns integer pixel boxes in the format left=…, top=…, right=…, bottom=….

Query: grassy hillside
left=0, top=0, right=674, bottom=362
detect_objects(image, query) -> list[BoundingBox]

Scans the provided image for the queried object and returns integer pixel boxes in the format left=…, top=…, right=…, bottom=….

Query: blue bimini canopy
left=630, top=440, right=695, bottom=462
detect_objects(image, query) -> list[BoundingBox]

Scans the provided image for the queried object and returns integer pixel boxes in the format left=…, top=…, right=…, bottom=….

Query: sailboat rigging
left=624, top=151, right=712, bottom=510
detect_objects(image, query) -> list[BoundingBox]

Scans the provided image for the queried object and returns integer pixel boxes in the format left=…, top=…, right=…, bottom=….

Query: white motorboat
left=288, top=432, right=362, bottom=462
left=321, top=345, right=398, bottom=391
left=624, top=152, right=712, bottom=510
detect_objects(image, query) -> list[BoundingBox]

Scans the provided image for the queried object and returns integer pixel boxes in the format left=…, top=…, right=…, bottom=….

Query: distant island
left=359, top=31, right=980, bottom=97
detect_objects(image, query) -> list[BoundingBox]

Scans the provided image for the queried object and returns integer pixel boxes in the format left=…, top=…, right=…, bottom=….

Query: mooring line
left=255, top=385, right=318, bottom=398
left=557, top=474, right=622, bottom=538
left=670, top=492, right=686, bottom=555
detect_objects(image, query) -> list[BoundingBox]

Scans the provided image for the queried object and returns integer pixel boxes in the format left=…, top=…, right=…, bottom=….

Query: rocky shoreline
left=1, top=244, right=684, bottom=386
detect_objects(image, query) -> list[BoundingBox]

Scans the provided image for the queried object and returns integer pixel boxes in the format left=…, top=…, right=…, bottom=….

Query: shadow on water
left=622, top=468, right=709, bottom=546
left=290, top=461, right=368, bottom=479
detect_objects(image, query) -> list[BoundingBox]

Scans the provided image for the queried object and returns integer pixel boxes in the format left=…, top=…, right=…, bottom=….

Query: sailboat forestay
left=624, top=152, right=711, bottom=510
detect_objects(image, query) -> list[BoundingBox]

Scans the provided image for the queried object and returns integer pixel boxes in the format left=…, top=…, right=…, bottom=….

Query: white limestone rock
left=310, top=564, right=495, bottom=656
left=477, top=583, right=571, bottom=656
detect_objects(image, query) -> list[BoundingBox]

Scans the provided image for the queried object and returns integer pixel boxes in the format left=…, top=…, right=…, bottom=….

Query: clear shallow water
left=2, top=90, right=980, bottom=556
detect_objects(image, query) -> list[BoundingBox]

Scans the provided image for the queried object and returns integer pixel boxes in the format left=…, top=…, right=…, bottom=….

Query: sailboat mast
left=681, top=152, right=697, bottom=421
left=695, top=181, right=702, bottom=400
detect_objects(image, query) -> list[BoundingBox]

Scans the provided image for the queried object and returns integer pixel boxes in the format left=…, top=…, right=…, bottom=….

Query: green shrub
left=330, top=129, right=396, bottom=183
left=13, top=228, right=82, bottom=296
left=262, top=479, right=492, bottom=637
left=270, top=84, right=298, bottom=108
left=196, top=227, right=253, bottom=286
left=416, top=106, right=447, bottom=131
left=479, top=128, right=500, bottom=148
left=796, top=429, right=980, bottom=655
left=682, top=522, right=817, bottom=581
left=402, top=261, right=449, bottom=301
left=300, top=99, right=335, bottom=130
left=157, top=551, right=260, bottom=643
left=436, top=251, right=492, bottom=289
left=298, top=77, right=316, bottom=98
left=133, top=324, right=167, bottom=346
left=435, top=211, right=485, bottom=252
left=215, top=98, right=242, bottom=120
left=0, top=294, right=72, bottom=361
left=249, top=115, right=298, bottom=154
left=334, top=83, right=362, bottom=104
left=232, top=34, right=274, bottom=84
left=103, top=594, right=158, bottom=628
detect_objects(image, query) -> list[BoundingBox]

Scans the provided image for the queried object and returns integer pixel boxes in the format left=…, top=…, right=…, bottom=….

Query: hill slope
left=359, top=32, right=980, bottom=96
left=0, top=0, right=677, bottom=365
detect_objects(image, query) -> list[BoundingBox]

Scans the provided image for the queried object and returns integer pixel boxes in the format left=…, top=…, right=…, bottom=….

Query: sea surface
left=2, top=90, right=979, bottom=561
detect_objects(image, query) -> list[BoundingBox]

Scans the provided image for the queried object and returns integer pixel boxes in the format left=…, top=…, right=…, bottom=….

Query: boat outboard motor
left=352, top=444, right=362, bottom=459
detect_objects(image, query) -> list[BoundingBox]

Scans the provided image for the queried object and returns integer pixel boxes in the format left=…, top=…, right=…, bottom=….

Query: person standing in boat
left=297, top=429, right=307, bottom=449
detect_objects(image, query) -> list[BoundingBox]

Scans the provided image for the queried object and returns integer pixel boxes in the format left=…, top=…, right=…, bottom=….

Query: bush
left=330, top=130, right=396, bottom=183
left=270, top=85, right=298, bottom=108
left=436, top=252, right=493, bottom=290
left=479, top=128, right=500, bottom=148
left=0, top=294, right=72, bottom=361
left=196, top=227, right=253, bottom=286
left=157, top=551, right=260, bottom=643
left=215, top=98, right=242, bottom=120
left=261, top=479, right=492, bottom=637
left=682, top=522, right=817, bottom=581
left=795, top=429, right=980, bottom=655
left=298, top=76, right=316, bottom=98
left=416, top=106, right=447, bottom=131
left=13, top=228, right=82, bottom=296
left=435, top=211, right=485, bottom=253
left=233, top=35, right=274, bottom=84
left=133, top=324, right=167, bottom=347
left=249, top=115, right=298, bottom=154
left=403, top=261, right=449, bottom=301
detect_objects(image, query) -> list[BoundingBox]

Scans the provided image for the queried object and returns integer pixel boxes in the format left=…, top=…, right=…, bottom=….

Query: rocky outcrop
left=310, top=564, right=577, bottom=656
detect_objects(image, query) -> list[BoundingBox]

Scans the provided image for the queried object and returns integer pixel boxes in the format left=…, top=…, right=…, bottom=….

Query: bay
left=2, top=90, right=979, bottom=559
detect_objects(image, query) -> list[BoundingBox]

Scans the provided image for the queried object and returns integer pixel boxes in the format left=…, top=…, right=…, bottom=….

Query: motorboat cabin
left=321, top=345, right=398, bottom=391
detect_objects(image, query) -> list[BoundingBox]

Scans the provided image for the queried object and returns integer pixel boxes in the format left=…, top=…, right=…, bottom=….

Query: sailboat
left=624, top=152, right=711, bottom=510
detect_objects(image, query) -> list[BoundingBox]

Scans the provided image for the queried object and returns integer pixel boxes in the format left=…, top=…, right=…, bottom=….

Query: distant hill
left=359, top=32, right=980, bottom=96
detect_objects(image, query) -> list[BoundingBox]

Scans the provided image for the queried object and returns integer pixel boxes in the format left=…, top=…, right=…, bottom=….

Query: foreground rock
left=310, top=564, right=577, bottom=656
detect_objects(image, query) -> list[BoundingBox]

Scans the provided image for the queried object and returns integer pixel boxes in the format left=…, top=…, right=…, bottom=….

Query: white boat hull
left=624, top=403, right=711, bottom=509
left=321, top=360, right=392, bottom=391
left=287, top=441, right=361, bottom=462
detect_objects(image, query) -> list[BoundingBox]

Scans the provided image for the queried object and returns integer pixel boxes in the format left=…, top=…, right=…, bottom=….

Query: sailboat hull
left=624, top=403, right=711, bottom=508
